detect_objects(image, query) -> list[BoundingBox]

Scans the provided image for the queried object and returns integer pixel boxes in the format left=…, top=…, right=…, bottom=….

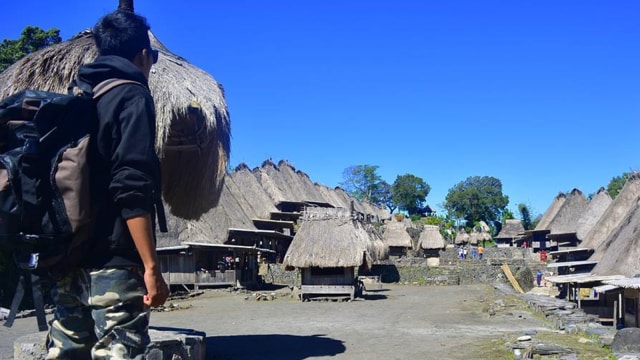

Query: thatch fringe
left=419, top=225, right=445, bottom=250
left=382, top=222, right=413, bottom=248
left=535, top=193, right=567, bottom=230
left=495, top=219, right=525, bottom=240
left=575, top=188, right=612, bottom=240
left=546, top=189, right=589, bottom=234
left=0, top=30, right=230, bottom=220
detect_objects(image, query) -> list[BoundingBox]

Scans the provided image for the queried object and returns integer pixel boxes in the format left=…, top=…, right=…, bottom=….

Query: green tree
left=0, top=26, right=61, bottom=72
left=607, top=172, right=631, bottom=199
left=377, top=181, right=397, bottom=214
left=391, top=174, right=430, bottom=216
left=444, top=176, right=509, bottom=227
left=518, top=203, right=533, bottom=230
left=340, top=165, right=384, bottom=204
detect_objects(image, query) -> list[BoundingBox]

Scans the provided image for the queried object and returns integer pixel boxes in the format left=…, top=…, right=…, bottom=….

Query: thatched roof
left=535, top=193, right=567, bottom=230
left=230, top=163, right=278, bottom=219
left=314, top=183, right=348, bottom=208
left=334, top=187, right=367, bottom=214
left=495, top=219, right=525, bottom=240
left=276, top=160, right=309, bottom=202
left=295, top=170, right=330, bottom=204
left=575, top=188, right=612, bottom=241
left=252, top=160, right=290, bottom=204
left=581, top=174, right=640, bottom=251
left=476, top=221, right=491, bottom=233
left=382, top=221, right=413, bottom=248
left=591, top=196, right=640, bottom=277
left=283, top=207, right=374, bottom=268
left=156, top=175, right=256, bottom=248
left=419, top=225, right=445, bottom=250
left=0, top=30, right=230, bottom=220
left=454, top=229, right=470, bottom=245
left=545, top=189, right=589, bottom=234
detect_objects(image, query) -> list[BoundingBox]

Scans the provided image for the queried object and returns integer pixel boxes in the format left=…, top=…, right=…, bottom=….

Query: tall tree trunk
left=118, top=0, right=134, bottom=13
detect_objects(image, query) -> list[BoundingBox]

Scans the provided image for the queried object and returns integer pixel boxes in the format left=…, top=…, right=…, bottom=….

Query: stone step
left=14, top=327, right=205, bottom=360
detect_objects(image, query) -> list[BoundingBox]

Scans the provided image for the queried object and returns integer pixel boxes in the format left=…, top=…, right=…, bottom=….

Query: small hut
left=603, top=278, right=640, bottom=328
left=418, top=225, right=446, bottom=266
left=454, top=228, right=470, bottom=245
left=382, top=221, right=413, bottom=257
left=494, top=219, right=525, bottom=247
left=283, top=207, right=374, bottom=301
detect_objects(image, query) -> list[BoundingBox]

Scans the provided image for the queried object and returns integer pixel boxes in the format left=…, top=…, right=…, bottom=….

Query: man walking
left=46, top=10, right=168, bottom=359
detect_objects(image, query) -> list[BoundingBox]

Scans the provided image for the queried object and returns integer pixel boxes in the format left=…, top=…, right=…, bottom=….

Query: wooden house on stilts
left=418, top=225, right=446, bottom=266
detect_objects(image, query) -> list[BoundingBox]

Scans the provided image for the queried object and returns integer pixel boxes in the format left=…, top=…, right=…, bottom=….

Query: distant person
left=471, top=247, right=477, bottom=260
left=536, top=269, right=543, bottom=287
left=458, top=246, right=464, bottom=259
left=478, top=246, right=484, bottom=260
left=462, top=247, right=468, bottom=259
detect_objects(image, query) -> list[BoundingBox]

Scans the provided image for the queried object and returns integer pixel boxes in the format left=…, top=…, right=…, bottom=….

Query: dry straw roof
left=0, top=30, right=230, bottom=220
left=535, top=193, right=567, bottom=230
left=382, top=221, right=413, bottom=248
left=419, top=225, right=445, bottom=250
left=253, top=160, right=289, bottom=204
left=495, top=219, right=525, bottom=240
left=581, top=174, right=640, bottom=251
left=545, top=189, right=589, bottom=234
left=283, top=207, right=374, bottom=269
left=591, top=196, right=640, bottom=277
left=156, top=175, right=256, bottom=248
left=230, top=163, right=278, bottom=219
left=575, top=187, right=612, bottom=241
left=454, top=229, right=470, bottom=245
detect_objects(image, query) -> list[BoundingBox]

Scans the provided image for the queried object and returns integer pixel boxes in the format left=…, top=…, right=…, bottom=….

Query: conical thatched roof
left=283, top=207, right=373, bottom=268
left=0, top=30, right=230, bottom=220
left=495, top=219, right=524, bottom=240
left=454, top=229, right=470, bottom=245
left=575, top=188, right=612, bottom=241
left=469, top=231, right=480, bottom=245
left=156, top=175, right=255, bottom=248
left=545, top=189, right=589, bottom=234
left=476, top=221, right=491, bottom=233
left=253, top=160, right=290, bottom=204
left=591, top=196, right=640, bottom=277
left=382, top=221, right=413, bottom=248
left=296, top=170, right=329, bottom=204
left=276, top=160, right=309, bottom=202
left=535, top=193, right=567, bottom=230
left=581, top=174, right=640, bottom=251
left=229, top=163, right=278, bottom=219
left=419, top=225, right=445, bottom=250
left=334, top=187, right=367, bottom=214
left=315, top=183, right=348, bottom=208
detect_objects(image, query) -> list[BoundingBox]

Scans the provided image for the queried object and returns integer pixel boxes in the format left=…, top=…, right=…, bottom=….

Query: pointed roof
left=581, top=174, right=640, bottom=251
left=495, top=219, right=525, bottom=240
left=252, top=160, right=290, bottom=204
left=535, top=193, right=567, bottom=230
left=591, top=196, right=640, bottom=277
left=419, top=225, right=446, bottom=250
left=229, top=163, right=278, bottom=219
left=283, top=207, right=374, bottom=268
left=382, top=221, right=413, bottom=248
left=454, top=229, right=470, bottom=245
left=545, top=189, right=589, bottom=234
left=575, top=187, right=612, bottom=241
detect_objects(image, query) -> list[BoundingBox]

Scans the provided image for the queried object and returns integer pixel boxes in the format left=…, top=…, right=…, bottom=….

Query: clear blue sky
left=2, top=1, right=639, bottom=217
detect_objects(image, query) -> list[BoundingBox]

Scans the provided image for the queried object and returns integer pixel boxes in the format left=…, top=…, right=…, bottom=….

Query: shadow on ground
left=207, top=334, right=345, bottom=360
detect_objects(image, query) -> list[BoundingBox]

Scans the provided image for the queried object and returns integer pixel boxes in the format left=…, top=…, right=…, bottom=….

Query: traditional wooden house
left=283, top=207, right=378, bottom=301
left=575, top=188, right=612, bottom=242
left=419, top=225, right=446, bottom=266
left=603, top=278, right=640, bottom=328
left=494, top=219, right=525, bottom=247
left=517, top=193, right=565, bottom=250
left=382, top=221, right=413, bottom=257
left=544, top=189, right=589, bottom=249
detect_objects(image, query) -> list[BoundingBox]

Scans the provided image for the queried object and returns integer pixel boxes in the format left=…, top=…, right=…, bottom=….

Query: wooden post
left=577, top=285, right=581, bottom=309
left=613, top=300, right=618, bottom=329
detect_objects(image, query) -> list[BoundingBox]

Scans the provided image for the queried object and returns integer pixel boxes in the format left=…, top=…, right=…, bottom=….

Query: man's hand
left=143, top=267, right=169, bottom=307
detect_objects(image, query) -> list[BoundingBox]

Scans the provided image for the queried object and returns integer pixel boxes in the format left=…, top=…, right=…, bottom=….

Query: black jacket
left=72, top=55, right=162, bottom=268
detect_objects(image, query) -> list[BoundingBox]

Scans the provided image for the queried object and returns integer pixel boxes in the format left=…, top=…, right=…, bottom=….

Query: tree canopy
left=607, top=172, right=631, bottom=199
left=391, top=174, right=430, bottom=216
left=340, top=165, right=384, bottom=205
left=444, top=176, right=509, bottom=227
left=517, top=203, right=533, bottom=230
left=0, top=26, right=61, bottom=72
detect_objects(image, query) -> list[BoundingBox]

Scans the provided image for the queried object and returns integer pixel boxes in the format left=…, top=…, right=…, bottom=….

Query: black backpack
left=0, top=79, right=164, bottom=330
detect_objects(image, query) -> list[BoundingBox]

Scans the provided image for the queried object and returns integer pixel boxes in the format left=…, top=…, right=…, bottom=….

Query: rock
left=522, top=329, right=538, bottom=336
left=578, top=337, right=594, bottom=344
left=517, top=335, right=532, bottom=342
left=612, top=328, right=640, bottom=354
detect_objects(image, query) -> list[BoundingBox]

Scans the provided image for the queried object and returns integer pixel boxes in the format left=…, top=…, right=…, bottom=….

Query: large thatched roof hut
left=315, top=183, right=349, bottom=209
left=382, top=221, right=413, bottom=256
left=276, top=160, right=311, bottom=203
left=419, top=225, right=445, bottom=250
left=581, top=174, right=640, bottom=252
left=591, top=196, right=640, bottom=278
left=454, top=229, right=470, bottom=245
left=546, top=189, right=589, bottom=234
left=0, top=29, right=230, bottom=220
left=494, top=219, right=525, bottom=247
left=252, top=160, right=290, bottom=204
left=575, top=188, right=612, bottom=241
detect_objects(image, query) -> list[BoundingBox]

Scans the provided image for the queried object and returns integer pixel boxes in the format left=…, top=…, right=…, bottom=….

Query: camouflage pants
left=46, top=267, right=150, bottom=360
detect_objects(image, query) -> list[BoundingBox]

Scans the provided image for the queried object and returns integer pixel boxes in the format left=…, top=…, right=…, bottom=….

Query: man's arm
left=126, top=214, right=169, bottom=307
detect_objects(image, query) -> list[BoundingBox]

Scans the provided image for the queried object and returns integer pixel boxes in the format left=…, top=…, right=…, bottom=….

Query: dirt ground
left=0, top=283, right=611, bottom=360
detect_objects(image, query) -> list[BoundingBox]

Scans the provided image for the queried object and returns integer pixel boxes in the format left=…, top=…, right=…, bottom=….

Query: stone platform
left=14, top=327, right=205, bottom=360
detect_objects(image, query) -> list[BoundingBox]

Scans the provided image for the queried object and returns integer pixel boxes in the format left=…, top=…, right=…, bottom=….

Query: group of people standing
left=457, top=245, right=484, bottom=260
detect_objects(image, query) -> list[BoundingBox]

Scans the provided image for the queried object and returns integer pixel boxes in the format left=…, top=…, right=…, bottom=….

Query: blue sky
left=2, top=1, right=639, bottom=217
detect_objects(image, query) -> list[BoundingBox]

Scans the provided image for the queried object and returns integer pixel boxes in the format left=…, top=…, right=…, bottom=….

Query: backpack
left=0, top=79, right=161, bottom=330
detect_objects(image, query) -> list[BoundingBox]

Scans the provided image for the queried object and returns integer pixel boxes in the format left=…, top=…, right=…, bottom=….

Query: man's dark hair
left=93, top=11, right=151, bottom=61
